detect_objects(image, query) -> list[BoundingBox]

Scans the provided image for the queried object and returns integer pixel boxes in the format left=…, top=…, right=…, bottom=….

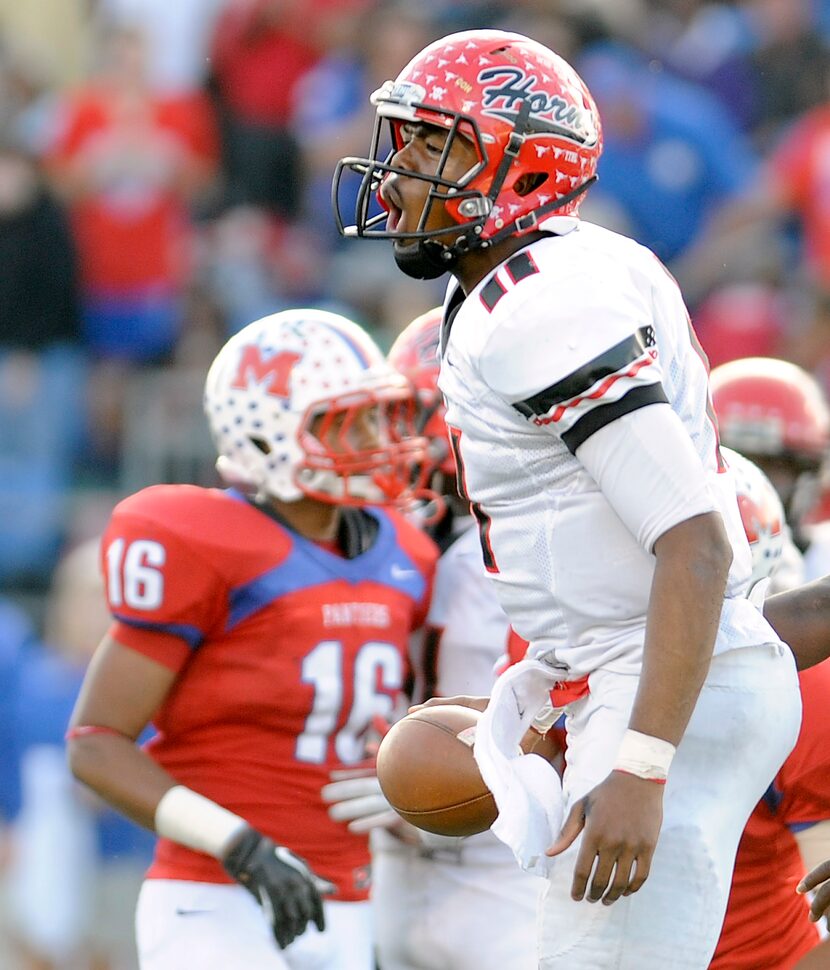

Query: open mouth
left=386, top=205, right=401, bottom=232
left=380, top=180, right=404, bottom=233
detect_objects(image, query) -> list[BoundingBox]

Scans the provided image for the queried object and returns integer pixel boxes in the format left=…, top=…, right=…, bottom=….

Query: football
left=376, top=704, right=494, bottom=837
left=377, top=704, right=545, bottom=837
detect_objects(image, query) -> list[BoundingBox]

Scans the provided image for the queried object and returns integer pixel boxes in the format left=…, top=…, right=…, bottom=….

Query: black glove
left=222, top=827, right=334, bottom=949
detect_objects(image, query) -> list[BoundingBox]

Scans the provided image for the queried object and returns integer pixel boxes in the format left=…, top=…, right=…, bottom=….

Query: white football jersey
left=426, top=519, right=516, bottom=697
left=438, top=218, right=779, bottom=676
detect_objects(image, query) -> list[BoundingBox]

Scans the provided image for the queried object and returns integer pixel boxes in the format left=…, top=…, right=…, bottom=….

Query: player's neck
left=265, top=496, right=340, bottom=542
left=453, top=232, right=547, bottom=294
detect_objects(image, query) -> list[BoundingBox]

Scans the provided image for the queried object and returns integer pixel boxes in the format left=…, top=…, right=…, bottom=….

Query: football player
left=66, top=309, right=438, bottom=970
left=333, top=28, right=802, bottom=968
left=338, top=307, right=547, bottom=970
left=710, top=356, right=830, bottom=581
left=710, top=452, right=830, bottom=969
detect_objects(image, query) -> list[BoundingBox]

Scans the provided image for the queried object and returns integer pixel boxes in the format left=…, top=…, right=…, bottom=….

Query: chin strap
left=481, top=176, right=598, bottom=249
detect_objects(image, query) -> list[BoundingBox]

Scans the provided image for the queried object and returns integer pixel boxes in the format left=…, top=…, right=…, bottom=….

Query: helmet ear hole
left=514, top=172, right=547, bottom=197
left=249, top=436, right=272, bottom=455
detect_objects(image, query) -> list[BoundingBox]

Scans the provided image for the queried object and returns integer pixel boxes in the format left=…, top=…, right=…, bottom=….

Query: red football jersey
left=101, top=485, right=437, bottom=901
left=711, top=660, right=830, bottom=969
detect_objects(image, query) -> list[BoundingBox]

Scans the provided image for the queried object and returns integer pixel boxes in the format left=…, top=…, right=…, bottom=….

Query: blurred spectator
left=209, top=0, right=372, bottom=216
left=0, top=143, right=80, bottom=349
left=744, top=0, right=830, bottom=150
left=45, top=23, right=219, bottom=363
left=576, top=40, right=759, bottom=264
left=642, top=0, right=830, bottom=147
left=0, top=346, right=87, bottom=588
left=693, top=281, right=788, bottom=369
left=643, top=1, right=759, bottom=133
left=97, top=0, right=226, bottom=95
left=292, top=2, right=438, bottom=244
left=201, top=205, right=331, bottom=335
left=0, top=0, right=91, bottom=91
left=0, top=600, right=35, bottom=824
left=0, top=142, right=85, bottom=586
left=672, top=88, right=830, bottom=305
left=3, top=539, right=153, bottom=970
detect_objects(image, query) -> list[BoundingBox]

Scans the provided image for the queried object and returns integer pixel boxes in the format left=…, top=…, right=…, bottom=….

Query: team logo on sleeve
left=231, top=346, right=302, bottom=398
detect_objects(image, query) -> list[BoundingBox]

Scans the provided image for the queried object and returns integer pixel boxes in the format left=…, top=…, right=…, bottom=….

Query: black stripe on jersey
left=480, top=276, right=507, bottom=312
left=512, top=325, right=657, bottom=419
left=561, top=382, right=668, bottom=453
left=504, top=251, right=539, bottom=284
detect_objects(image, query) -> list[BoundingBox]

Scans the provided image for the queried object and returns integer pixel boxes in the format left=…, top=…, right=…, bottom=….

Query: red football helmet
left=333, top=29, right=602, bottom=263
left=387, top=307, right=455, bottom=478
left=709, top=357, right=830, bottom=468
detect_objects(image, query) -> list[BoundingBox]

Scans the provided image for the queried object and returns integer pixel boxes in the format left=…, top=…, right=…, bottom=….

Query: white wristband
left=613, top=729, right=676, bottom=784
left=154, top=786, right=249, bottom=859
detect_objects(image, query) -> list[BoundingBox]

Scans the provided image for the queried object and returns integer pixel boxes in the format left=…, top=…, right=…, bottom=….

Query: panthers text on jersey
left=438, top=217, right=778, bottom=676
left=101, top=484, right=437, bottom=901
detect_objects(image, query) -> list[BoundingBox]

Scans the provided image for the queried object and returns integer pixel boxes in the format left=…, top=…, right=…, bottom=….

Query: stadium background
left=2, top=1, right=830, bottom=966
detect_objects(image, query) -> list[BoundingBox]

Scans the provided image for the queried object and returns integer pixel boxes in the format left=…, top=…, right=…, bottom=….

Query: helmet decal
left=477, top=66, right=599, bottom=145
left=204, top=309, right=429, bottom=506
left=231, top=346, right=302, bottom=398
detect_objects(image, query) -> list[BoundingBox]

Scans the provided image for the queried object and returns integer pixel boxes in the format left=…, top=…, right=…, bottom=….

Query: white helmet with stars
left=204, top=308, right=428, bottom=505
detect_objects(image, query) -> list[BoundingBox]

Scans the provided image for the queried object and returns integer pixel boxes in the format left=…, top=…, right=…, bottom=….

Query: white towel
left=473, top=658, right=566, bottom=877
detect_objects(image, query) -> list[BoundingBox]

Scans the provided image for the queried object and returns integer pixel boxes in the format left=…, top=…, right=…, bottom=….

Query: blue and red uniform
left=101, top=484, right=437, bottom=901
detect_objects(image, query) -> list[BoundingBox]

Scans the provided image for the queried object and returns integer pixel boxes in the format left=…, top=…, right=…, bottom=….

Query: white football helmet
left=204, top=308, right=429, bottom=505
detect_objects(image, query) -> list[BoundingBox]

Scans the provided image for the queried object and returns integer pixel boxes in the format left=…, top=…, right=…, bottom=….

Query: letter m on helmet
left=231, top=346, right=302, bottom=398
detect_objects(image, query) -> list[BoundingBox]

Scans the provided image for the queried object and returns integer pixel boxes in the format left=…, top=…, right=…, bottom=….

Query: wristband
left=613, top=729, right=676, bottom=784
left=154, top=785, right=249, bottom=859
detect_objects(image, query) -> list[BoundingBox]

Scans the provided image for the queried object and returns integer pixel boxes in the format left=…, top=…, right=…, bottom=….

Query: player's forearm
left=764, top=576, right=830, bottom=670
left=629, top=514, right=731, bottom=746
left=67, top=733, right=177, bottom=830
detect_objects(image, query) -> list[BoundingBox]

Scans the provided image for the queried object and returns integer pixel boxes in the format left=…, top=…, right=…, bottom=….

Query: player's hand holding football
left=222, top=827, right=334, bottom=948
left=547, top=771, right=664, bottom=905
left=798, top=858, right=830, bottom=923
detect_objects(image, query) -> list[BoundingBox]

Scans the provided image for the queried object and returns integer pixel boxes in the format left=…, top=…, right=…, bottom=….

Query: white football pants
left=135, top=880, right=373, bottom=970
left=372, top=829, right=544, bottom=970
left=539, top=642, right=801, bottom=969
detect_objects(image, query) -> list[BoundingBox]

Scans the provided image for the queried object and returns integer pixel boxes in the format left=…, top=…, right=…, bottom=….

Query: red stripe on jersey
left=541, top=355, right=656, bottom=426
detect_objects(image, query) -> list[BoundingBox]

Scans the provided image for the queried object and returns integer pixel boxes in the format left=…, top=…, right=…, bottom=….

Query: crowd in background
left=4, top=0, right=830, bottom=967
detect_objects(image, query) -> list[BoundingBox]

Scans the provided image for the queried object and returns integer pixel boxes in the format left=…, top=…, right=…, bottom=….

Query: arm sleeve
left=575, top=402, right=718, bottom=552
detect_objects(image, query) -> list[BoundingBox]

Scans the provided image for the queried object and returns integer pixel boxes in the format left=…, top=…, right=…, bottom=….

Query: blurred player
left=333, top=28, right=801, bottom=967
left=710, top=451, right=830, bottom=969
left=324, top=307, right=546, bottom=970
left=67, top=308, right=438, bottom=970
left=725, top=445, right=804, bottom=595
left=710, top=357, right=830, bottom=581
